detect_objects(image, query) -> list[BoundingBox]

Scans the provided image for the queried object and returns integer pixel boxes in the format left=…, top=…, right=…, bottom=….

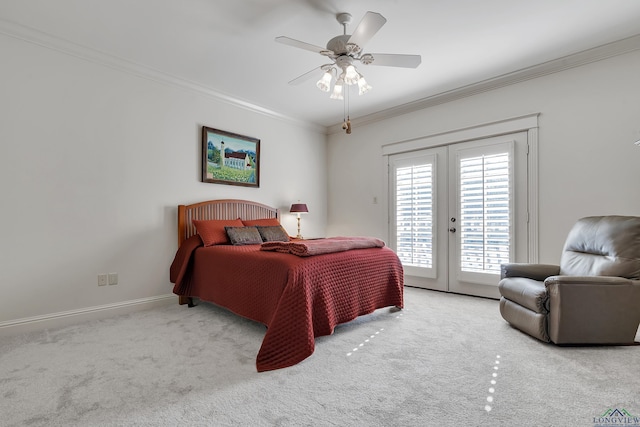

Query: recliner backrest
left=559, top=215, right=640, bottom=278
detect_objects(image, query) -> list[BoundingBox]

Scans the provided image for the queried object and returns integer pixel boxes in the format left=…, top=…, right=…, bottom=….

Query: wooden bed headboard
left=177, top=199, right=280, bottom=246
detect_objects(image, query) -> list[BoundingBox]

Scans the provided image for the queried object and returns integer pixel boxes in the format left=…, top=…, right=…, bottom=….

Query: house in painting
left=224, top=151, right=250, bottom=170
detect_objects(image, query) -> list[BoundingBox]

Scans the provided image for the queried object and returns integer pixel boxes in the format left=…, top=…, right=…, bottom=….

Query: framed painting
left=201, top=126, right=260, bottom=187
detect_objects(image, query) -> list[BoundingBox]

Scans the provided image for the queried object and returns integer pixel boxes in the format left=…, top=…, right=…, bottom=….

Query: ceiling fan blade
left=275, top=36, right=331, bottom=55
left=287, top=67, right=323, bottom=85
left=363, top=53, right=422, bottom=68
left=347, top=11, right=387, bottom=48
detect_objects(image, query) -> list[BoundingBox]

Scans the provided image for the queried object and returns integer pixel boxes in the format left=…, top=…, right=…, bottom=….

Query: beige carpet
left=1, top=287, right=639, bottom=426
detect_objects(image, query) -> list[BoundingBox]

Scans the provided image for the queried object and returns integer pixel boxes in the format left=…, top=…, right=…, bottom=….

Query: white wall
left=327, top=50, right=640, bottom=264
left=0, top=35, right=327, bottom=327
left=3, top=30, right=638, bottom=331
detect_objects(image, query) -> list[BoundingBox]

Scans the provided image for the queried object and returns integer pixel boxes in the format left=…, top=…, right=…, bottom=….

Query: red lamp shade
left=289, top=203, right=309, bottom=214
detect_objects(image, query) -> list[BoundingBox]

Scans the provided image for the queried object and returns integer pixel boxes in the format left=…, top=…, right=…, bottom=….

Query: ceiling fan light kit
left=276, top=11, right=421, bottom=134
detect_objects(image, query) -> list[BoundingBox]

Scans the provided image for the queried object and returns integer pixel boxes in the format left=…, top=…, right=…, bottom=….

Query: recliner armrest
left=500, top=263, right=560, bottom=280
left=544, top=275, right=632, bottom=287
left=544, top=277, right=640, bottom=344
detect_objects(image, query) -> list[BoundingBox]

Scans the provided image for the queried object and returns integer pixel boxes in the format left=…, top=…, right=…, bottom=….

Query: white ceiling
left=2, top=0, right=640, bottom=128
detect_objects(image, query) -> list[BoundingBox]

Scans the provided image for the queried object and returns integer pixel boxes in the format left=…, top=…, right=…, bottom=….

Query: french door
left=389, top=132, right=529, bottom=299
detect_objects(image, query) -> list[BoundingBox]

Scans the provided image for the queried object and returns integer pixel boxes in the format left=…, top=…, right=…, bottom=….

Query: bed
left=169, top=199, right=404, bottom=371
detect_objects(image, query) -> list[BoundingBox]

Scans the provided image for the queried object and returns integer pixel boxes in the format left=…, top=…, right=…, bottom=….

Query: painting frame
left=201, top=126, right=260, bottom=188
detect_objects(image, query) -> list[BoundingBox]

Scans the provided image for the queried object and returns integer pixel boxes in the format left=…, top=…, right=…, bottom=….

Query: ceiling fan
left=275, top=11, right=421, bottom=132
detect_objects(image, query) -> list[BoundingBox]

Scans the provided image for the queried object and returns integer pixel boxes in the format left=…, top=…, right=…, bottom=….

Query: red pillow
left=242, top=218, right=280, bottom=227
left=193, top=218, right=244, bottom=246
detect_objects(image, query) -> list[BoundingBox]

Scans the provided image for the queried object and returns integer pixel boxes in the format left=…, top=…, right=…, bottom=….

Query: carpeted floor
left=1, top=287, right=639, bottom=426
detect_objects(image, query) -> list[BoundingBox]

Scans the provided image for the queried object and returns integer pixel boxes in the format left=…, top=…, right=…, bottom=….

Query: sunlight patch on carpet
left=485, top=354, right=501, bottom=412
left=345, top=310, right=404, bottom=357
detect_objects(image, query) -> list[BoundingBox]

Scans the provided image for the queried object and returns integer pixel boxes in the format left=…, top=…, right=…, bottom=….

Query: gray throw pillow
left=256, top=225, right=290, bottom=242
left=225, top=226, right=263, bottom=245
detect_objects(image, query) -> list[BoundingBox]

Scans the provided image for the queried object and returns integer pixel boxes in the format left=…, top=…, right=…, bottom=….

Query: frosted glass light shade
left=344, top=65, right=359, bottom=85
left=330, top=81, right=344, bottom=100
left=358, top=77, right=372, bottom=95
left=316, top=71, right=332, bottom=92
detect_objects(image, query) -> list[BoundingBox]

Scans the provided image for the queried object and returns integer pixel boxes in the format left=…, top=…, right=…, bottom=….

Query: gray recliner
left=499, top=215, right=640, bottom=344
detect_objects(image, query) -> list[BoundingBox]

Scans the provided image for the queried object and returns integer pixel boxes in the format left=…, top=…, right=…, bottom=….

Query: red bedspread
left=170, top=236, right=404, bottom=371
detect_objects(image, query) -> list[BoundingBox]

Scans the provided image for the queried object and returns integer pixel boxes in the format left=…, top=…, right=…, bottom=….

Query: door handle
left=449, top=227, right=456, bottom=233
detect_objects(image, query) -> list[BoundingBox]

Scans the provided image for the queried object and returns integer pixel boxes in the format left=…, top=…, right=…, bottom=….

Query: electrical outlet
left=108, top=273, right=118, bottom=285
left=98, top=274, right=108, bottom=286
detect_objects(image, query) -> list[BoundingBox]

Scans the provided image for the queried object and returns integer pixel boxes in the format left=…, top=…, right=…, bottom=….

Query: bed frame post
left=177, top=204, right=187, bottom=247
left=178, top=296, right=195, bottom=307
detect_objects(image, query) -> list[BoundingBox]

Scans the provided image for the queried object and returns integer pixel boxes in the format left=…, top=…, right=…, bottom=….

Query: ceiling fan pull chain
left=342, top=84, right=347, bottom=130
left=344, top=86, right=352, bottom=134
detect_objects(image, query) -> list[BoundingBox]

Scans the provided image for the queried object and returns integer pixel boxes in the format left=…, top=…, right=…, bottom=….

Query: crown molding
left=328, top=33, right=640, bottom=135
left=0, top=19, right=326, bottom=135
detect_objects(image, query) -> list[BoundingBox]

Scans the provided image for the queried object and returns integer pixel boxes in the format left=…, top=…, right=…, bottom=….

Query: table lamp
left=289, top=203, right=308, bottom=239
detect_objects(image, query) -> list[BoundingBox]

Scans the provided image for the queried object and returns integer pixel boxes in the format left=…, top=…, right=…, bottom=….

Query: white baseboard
left=0, top=294, right=177, bottom=337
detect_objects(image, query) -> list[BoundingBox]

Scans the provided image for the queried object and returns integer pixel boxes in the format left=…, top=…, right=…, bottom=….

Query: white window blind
left=459, top=152, right=510, bottom=274
left=396, top=163, right=433, bottom=268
